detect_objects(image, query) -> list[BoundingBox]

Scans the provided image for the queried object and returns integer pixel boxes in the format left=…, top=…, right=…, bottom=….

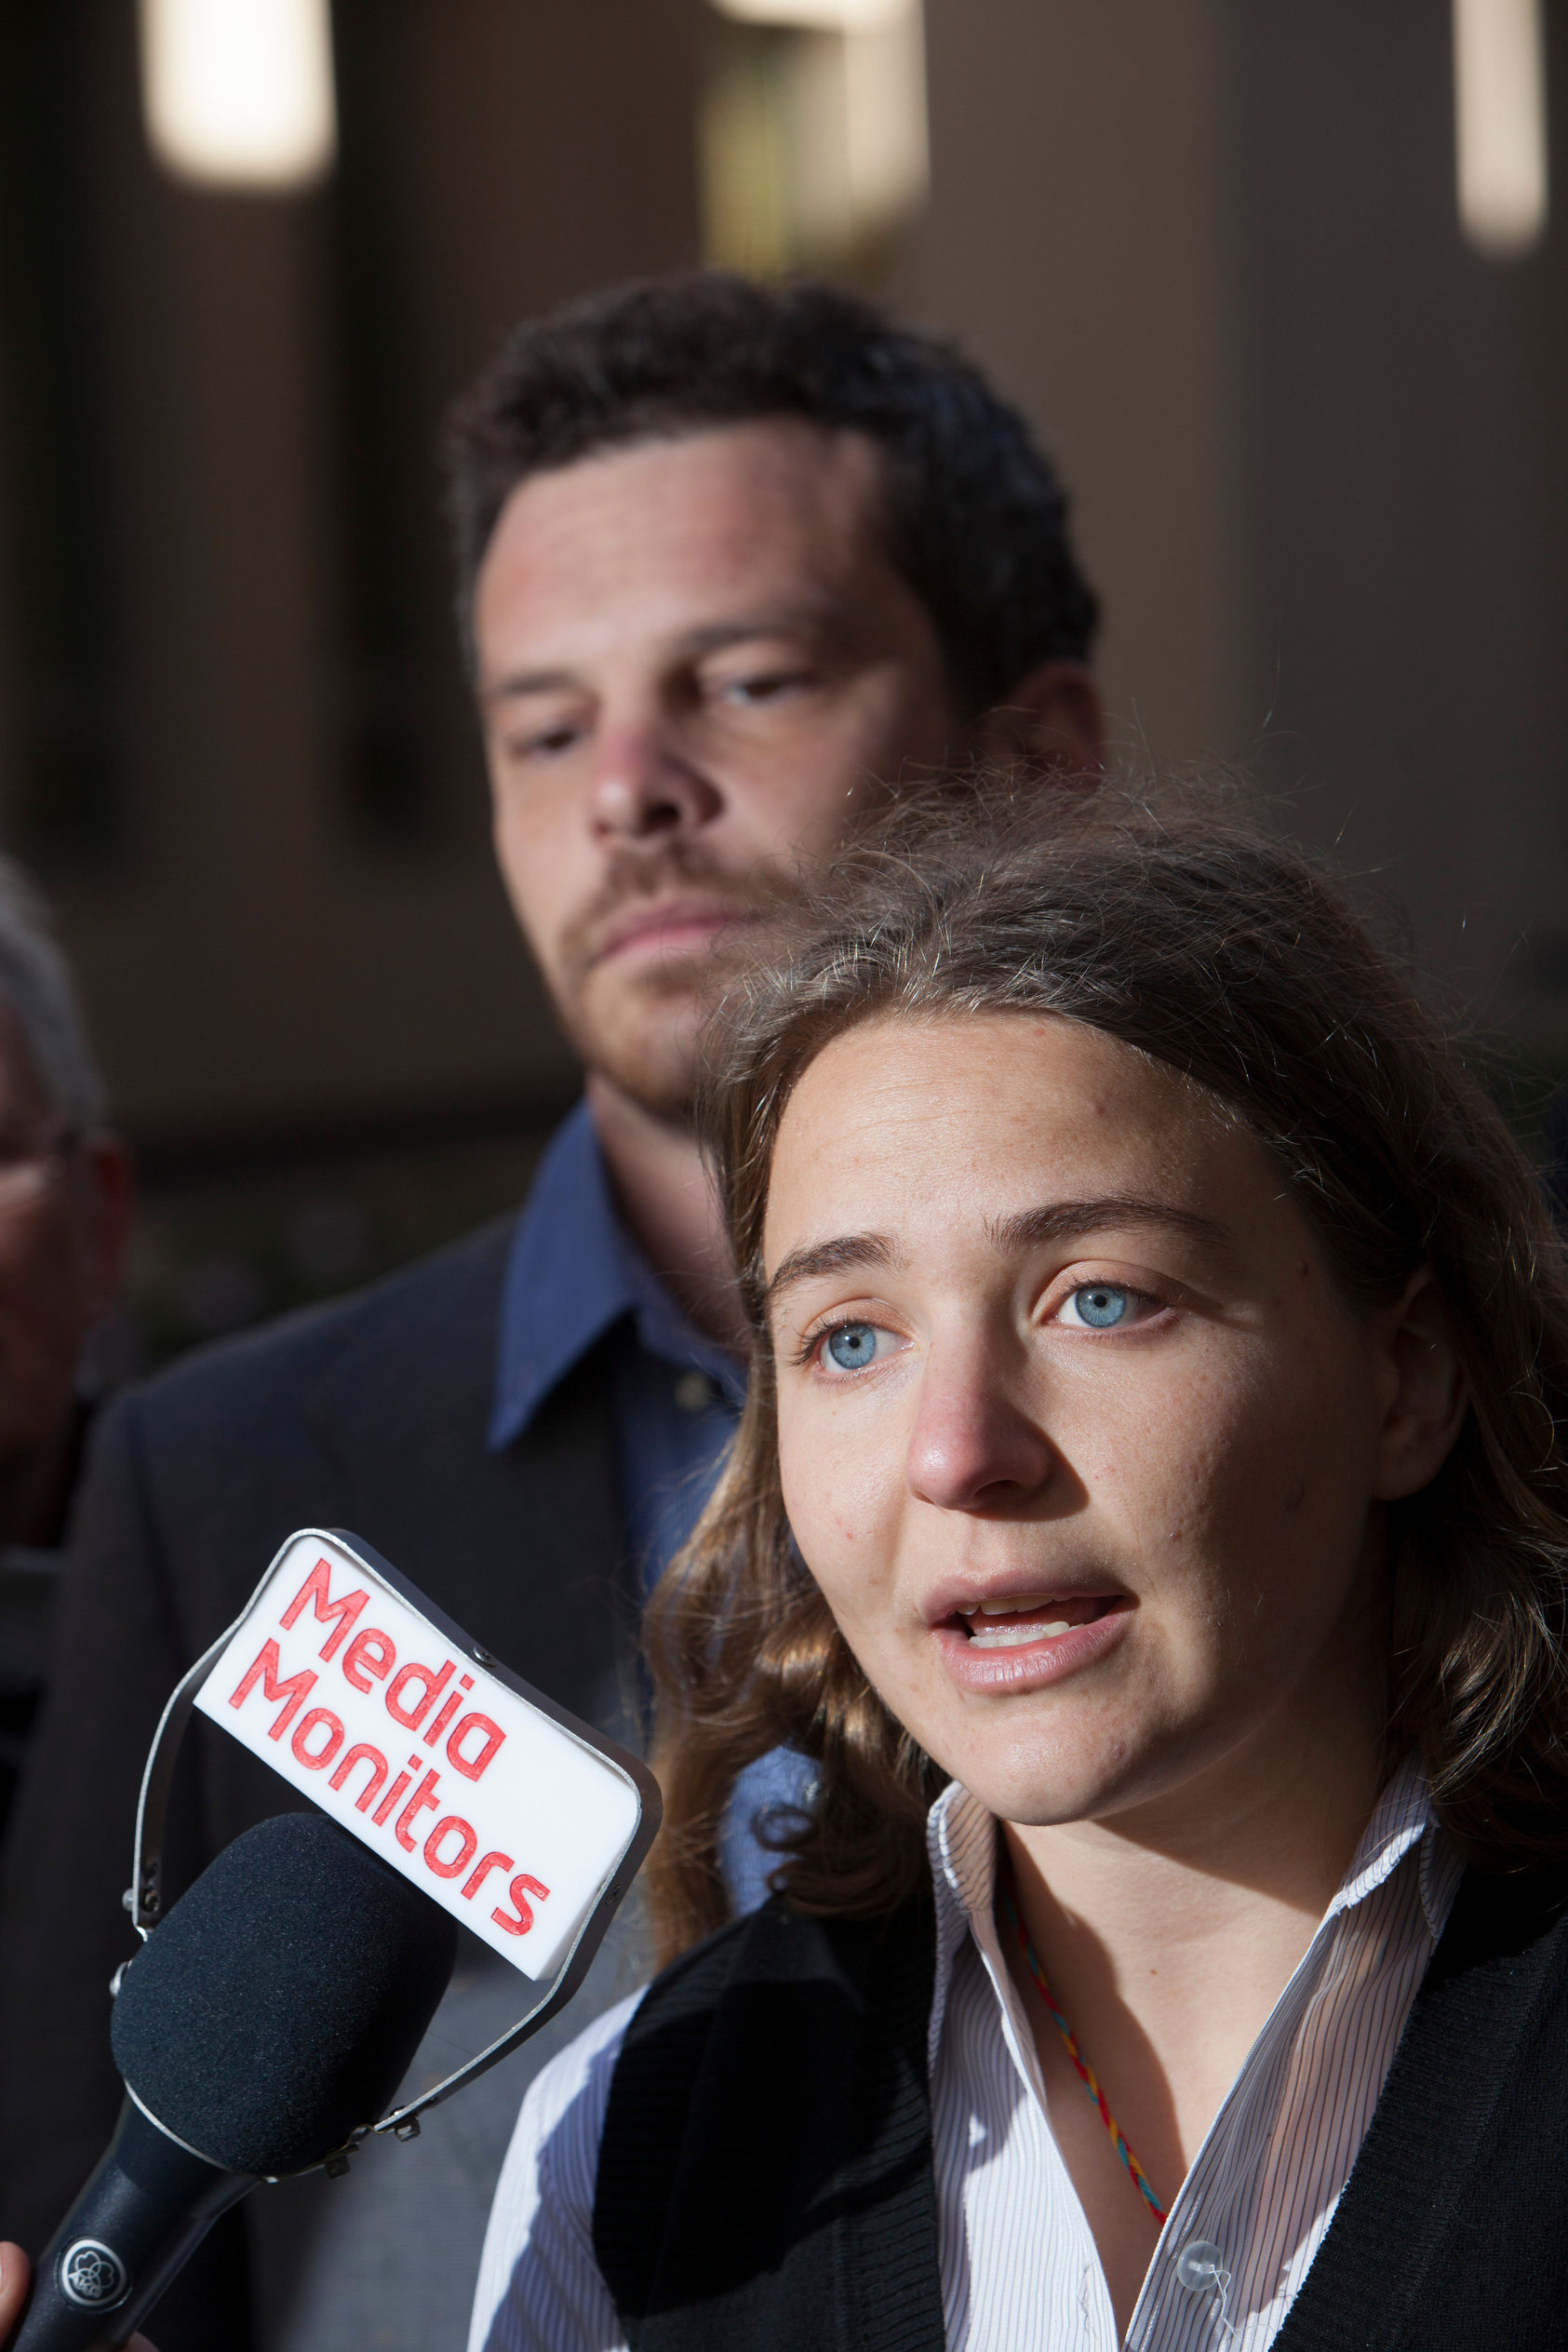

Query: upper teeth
left=958, top=1599, right=1052, bottom=1617
left=969, top=1620, right=1074, bottom=1647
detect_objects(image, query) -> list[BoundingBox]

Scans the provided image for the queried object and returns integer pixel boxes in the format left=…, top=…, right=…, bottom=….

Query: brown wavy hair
left=644, top=784, right=1568, bottom=1966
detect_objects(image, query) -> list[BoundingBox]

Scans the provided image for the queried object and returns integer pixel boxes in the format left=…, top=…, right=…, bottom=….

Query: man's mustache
left=556, top=844, right=806, bottom=984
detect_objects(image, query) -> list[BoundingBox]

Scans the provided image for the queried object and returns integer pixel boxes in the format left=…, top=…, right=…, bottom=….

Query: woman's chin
left=953, top=1754, right=1147, bottom=1832
left=918, top=1687, right=1193, bottom=1831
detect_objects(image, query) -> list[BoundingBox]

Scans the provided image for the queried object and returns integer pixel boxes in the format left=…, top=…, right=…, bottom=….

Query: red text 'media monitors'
left=194, top=1532, right=642, bottom=1977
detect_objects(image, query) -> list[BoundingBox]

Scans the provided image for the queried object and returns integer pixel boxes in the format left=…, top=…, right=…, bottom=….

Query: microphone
left=17, top=1812, right=457, bottom=2350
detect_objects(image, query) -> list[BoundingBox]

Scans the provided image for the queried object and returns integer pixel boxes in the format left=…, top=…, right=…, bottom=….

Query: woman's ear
left=1370, top=1267, right=1468, bottom=1501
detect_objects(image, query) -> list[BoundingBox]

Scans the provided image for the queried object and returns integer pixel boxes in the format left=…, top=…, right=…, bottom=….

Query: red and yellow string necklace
left=998, top=1867, right=1168, bottom=2225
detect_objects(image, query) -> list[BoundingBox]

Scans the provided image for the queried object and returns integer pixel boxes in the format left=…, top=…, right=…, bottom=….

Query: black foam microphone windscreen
left=111, top=1810, right=458, bottom=2174
left=18, top=1814, right=458, bottom=2349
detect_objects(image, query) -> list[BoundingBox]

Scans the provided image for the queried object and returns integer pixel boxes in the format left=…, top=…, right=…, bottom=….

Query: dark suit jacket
left=0, top=1217, right=640, bottom=2345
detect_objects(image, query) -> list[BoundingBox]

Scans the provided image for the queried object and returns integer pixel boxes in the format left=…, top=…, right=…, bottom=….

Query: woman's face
left=763, top=1012, right=1460, bottom=1830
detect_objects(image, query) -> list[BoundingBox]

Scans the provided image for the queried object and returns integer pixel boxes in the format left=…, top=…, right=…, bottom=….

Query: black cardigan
left=594, top=1863, right=1568, bottom=2350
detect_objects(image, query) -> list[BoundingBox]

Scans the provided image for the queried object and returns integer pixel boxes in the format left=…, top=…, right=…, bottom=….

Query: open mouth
left=948, top=1594, right=1122, bottom=1648
left=929, top=1588, right=1132, bottom=1692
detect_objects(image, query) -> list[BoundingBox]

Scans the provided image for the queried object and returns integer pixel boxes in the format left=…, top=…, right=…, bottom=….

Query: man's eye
left=721, top=669, right=811, bottom=705
left=1055, top=1284, right=1146, bottom=1330
left=817, top=1321, right=893, bottom=1373
left=522, top=723, right=583, bottom=757
left=496, top=713, right=585, bottom=761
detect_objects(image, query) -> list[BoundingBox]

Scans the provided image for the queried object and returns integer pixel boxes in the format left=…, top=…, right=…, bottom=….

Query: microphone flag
left=190, top=1530, right=645, bottom=1979
left=12, top=1532, right=657, bottom=2348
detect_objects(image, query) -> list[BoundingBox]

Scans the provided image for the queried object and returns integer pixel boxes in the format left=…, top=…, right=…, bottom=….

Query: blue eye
left=824, top=1323, right=882, bottom=1371
left=1066, top=1284, right=1130, bottom=1329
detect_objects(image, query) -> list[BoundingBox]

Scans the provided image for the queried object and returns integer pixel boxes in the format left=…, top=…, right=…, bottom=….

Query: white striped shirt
left=469, top=1760, right=1458, bottom=2352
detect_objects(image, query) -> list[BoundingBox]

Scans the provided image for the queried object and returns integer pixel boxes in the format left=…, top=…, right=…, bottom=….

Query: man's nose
left=904, top=1341, right=1054, bottom=1512
left=587, top=720, right=722, bottom=841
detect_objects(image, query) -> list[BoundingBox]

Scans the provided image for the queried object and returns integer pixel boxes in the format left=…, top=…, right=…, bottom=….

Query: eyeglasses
left=0, top=1123, right=80, bottom=1216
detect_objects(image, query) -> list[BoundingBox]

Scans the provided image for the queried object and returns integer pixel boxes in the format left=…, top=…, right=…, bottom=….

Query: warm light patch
left=701, top=0, right=928, bottom=276
left=1453, top=0, right=1548, bottom=258
left=138, top=0, right=338, bottom=192
left=713, top=0, right=909, bottom=25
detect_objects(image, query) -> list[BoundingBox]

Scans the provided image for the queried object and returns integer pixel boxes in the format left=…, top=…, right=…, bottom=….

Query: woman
left=470, top=789, right=1568, bottom=2352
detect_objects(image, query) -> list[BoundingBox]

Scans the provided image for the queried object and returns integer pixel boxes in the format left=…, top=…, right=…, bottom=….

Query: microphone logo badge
left=59, top=2238, right=132, bottom=2311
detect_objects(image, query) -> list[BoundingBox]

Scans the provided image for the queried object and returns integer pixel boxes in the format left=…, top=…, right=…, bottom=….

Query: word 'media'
left=226, top=1554, right=549, bottom=1937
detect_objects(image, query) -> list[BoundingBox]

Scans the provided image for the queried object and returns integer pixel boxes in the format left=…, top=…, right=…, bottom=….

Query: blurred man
left=0, top=275, right=1101, bottom=2352
left=0, top=863, right=130, bottom=1837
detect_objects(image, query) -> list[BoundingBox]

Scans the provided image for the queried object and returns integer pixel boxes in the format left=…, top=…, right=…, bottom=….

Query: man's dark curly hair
left=441, top=272, right=1099, bottom=715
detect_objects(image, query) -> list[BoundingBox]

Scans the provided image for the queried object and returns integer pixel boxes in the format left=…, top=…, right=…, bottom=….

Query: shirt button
left=1174, top=2240, right=1226, bottom=2293
left=674, top=1370, right=714, bottom=1413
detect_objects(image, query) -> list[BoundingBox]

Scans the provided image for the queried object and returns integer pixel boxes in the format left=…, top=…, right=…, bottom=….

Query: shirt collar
left=488, top=1099, right=744, bottom=1453
left=922, top=1751, right=1455, bottom=2073
left=1333, top=1751, right=1456, bottom=1940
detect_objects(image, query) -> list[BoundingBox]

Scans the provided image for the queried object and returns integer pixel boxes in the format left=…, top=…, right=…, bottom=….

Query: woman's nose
left=904, top=1344, right=1054, bottom=1512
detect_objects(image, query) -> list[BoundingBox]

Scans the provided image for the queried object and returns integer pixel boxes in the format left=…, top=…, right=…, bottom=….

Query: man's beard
left=548, top=841, right=807, bottom=1122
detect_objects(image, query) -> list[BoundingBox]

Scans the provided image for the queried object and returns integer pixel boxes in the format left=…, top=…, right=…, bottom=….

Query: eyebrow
left=479, top=611, right=839, bottom=706
left=985, top=1197, right=1226, bottom=1253
left=763, top=1196, right=1224, bottom=1314
left=680, top=611, right=834, bottom=656
left=764, top=1232, right=900, bottom=1309
left=480, top=665, right=579, bottom=706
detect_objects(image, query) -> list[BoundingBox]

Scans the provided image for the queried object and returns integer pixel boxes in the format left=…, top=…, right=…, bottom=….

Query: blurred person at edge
left=0, top=863, right=130, bottom=1842
left=0, top=274, right=1103, bottom=2352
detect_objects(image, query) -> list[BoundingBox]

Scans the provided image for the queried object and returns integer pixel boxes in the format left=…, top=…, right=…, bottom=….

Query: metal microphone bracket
left=124, top=1528, right=661, bottom=2182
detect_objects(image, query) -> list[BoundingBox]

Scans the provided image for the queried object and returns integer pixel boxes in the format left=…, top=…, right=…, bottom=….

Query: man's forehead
left=472, top=420, right=893, bottom=671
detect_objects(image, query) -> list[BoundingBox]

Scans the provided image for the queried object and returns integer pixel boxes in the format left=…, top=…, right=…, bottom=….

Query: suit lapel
left=831, top=1910, right=946, bottom=2352
left=1273, top=1862, right=1568, bottom=2351
left=603, top=1905, right=946, bottom=2352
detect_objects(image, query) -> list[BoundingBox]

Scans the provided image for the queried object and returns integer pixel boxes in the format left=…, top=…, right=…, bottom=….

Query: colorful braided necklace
left=998, top=1868, right=1168, bottom=2225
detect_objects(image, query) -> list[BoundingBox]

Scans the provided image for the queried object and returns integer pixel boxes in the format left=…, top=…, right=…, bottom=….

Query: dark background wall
left=916, top=0, right=1567, bottom=1032
left=1228, top=0, right=1568, bottom=1045
left=0, top=0, right=1561, bottom=1362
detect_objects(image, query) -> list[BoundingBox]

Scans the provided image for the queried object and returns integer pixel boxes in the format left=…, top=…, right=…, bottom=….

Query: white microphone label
left=194, top=1532, right=643, bottom=1979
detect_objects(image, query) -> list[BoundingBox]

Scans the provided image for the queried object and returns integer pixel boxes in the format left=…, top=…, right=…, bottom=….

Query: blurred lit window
left=1453, top=0, right=1548, bottom=257
left=702, top=0, right=928, bottom=279
left=138, top=0, right=337, bottom=192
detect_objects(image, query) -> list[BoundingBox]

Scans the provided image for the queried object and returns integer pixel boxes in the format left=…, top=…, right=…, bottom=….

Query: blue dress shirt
left=489, top=1101, right=811, bottom=1909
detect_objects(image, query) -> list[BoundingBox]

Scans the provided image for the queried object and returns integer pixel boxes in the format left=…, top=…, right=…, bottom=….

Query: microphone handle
left=15, top=2100, right=252, bottom=2350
